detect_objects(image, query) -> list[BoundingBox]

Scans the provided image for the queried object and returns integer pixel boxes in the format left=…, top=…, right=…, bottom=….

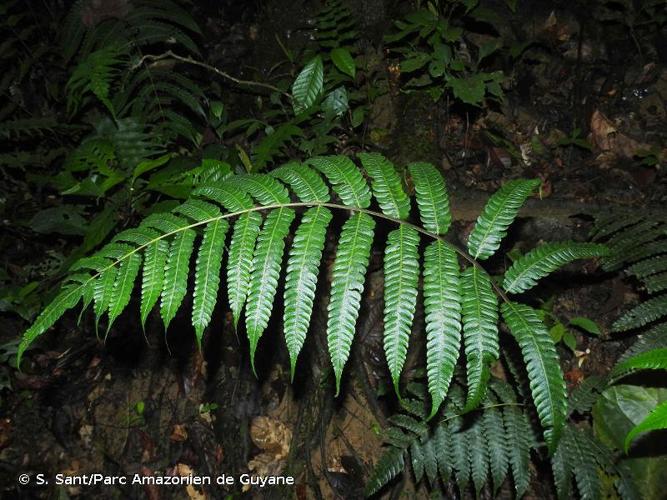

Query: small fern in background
left=63, top=0, right=206, bottom=145
left=18, top=153, right=610, bottom=458
left=592, top=214, right=667, bottom=458
left=367, top=377, right=638, bottom=498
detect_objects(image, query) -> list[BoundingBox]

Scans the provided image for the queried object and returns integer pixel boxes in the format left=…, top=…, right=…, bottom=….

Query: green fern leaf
left=424, top=241, right=461, bottom=418
left=228, top=174, right=291, bottom=205
left=140, top=240, right=169, bottom=328
left=192, top=219, right=229, bottom=346
left=563, top=427, right=600, bottom=500
left=17, top=284, right=83, bottom=366
left=483, top=406, right=509, bottom=494
left=628, top=255, right=667, bottom=279
left=610, top=348, right=667, bottom=382
left=245, top=208, right=296, bottom=372
left=107, top=253, right=142, bottom=331
left=161, top=229, right=196, bottom=330
left=619, top=323, right=667, bottom=361
left=384, top=226, right=420, bottom=396
left=501, top=301, right=568, bottom=453
left=551, top=435, right=573, bottom=500
left=503, top=242, right=608, bottom=294
left=327, top=212, right=375, bottom=395
left=568, top=375, right=608, bottom=415
left=625, top=400, right=667, bottom=452
left=503, top=404, right=532, bottom=497
left=292, top=55, right=324, bottom=114
left=174, top=199, right=221, bottom=222
left=421, top=437, right=438, bottom=486
left=644, top=272, right=667, bottom=293
left=93, top=267, right=117, bottom=327
left=467, top=179, right=540, bottom=260
left=309, top=155, right=371, bottom=208
left=410, top=440, right=425, bottom=483
left=461, top=266, right=499, bottom=410
left=409, top=162, right=451, bottom=234
left=271, top=162, right=330, bottom=202
left=283, top=206, right=333, bottom=379
left=113, top=227, right=161, bottom=246
left=434, top=423, right=453, bottom=482
left=365, top=446, right=405, bottom=496
left=449, top=417, right=471, bottom=492
left=612, top=294, right=667, bottom=332
left=193, top=183, right=260, bottom=327
left=359, top=152, right=410, bottom=219
left=143, top=213, right=189, bottom=234
left=227, top=213, right=263, bottom=328
left=468, top=417, right=490, bottom=496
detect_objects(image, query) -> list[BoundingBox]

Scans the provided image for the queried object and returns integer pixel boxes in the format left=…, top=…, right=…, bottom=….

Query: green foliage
left=365, top=381, right=536, bottom=497
left=593, top=212, right=667, bottom=461
left=16, top=153, right=603, bottom=460
left=467, top=179, right=541, bottom=260
left=384, top=3, right=505, bottom=106
left=503, top=243, right=609, bottom=294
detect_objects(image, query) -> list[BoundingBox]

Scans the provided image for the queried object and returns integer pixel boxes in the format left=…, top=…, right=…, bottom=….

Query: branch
left=131, top=50, right=291, bottom=98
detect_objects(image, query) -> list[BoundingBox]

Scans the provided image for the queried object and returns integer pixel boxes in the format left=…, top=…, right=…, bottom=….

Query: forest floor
left=1, top=2, right=666, bottom=499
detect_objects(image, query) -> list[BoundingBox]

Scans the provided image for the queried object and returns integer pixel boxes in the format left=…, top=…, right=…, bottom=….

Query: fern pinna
left=18, top=153, right=608, bottom=453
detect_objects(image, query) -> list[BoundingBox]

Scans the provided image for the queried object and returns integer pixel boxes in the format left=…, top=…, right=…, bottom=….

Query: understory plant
left=18, top=153, right=609, bottom=460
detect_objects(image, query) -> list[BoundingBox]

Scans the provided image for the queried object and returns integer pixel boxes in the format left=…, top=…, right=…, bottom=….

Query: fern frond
left=503, top=404, right=532, bottom=497
left=561, top=426, right=600, bottom=500
left=245, top=208, right=295, bottom=373
left=192, top=219, right=229, bottom=346
left=327, top=213, right=375, bottom=395
left=409, top=162, right=451, bottom=234
left=193, top=184, right=260, bottom=328
left=482, top=405, right=509, bottom=494
left=467, top=179, right=540, bottom=260
left=364, top=446, right=405, bottom=496
left=501, top=302, right=568, bottom=453
left=227, top=213, right=262, bottom=328
left=568, top=375, right=608, bottom=415
left=271, top=162, right=330, bottom=202
left=628, top=255, right=667, bottom=279
left=618, top=322, right=667, bottom=361
left=309, top=155, right=371, bottom=208
left=93, top=267, right=117, bottom=327
left=424, top=241, right=461, bottom=418
left=283, top=206, right=332, bottom=378
left=644, top=271, right=667, bottom=293
left=448, top=415, right=472, bottom=492
left=67, top=44, right=126, bottom=116
left=107, top=253, right=142, bottom=331
left=467, top=416, right=490, bottom=496
left=160, top=229, right=196, bottom=330
left=384, top=226, right=420, bottom=396
left=461, top=266, right=499, bottom=410
left=228, top=174, right=291, bottom=205
left=359, top=153, right=410, bottom=219
left=551, top=434, right=573, bottom=500
left=503, top=242, right=608, bottom=294
left=610, top=348, right=667, bottom=382
left=611, top=293, right=667, bottom=332
left=17, top=284, right=83, bottom=365
left=140, top=240, right=169, bottom=328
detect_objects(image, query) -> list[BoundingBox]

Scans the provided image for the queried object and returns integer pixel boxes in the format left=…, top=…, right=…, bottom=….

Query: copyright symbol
left=18, top=473, right=30, bottom=485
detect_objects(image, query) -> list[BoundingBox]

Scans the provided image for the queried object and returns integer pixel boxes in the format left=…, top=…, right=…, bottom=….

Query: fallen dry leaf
left=589, top=110, right=651, bottom=160
left=170, top=424, right=188, bottom=443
